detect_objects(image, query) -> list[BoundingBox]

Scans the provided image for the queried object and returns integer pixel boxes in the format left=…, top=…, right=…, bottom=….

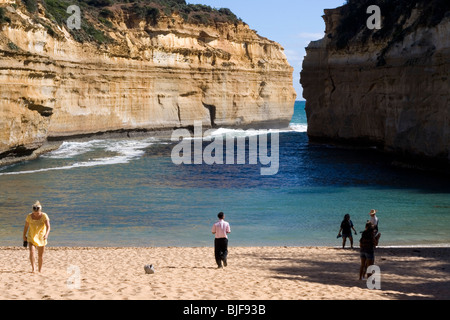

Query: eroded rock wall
left=0, top=2, right=296, bottom=160
left=301, top=4, right=449, bottom=166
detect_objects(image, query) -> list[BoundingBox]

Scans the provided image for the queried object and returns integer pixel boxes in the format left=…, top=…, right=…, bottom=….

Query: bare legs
left=28, top=244, right=45, bottom=273
left=359, top=257, right=366, bottom=280
left=359, top=257, right=374, bottom=280
left=342, top=236, right=354, bottom=249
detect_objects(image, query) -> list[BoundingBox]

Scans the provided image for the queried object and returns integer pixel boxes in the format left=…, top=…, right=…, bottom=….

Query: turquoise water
left=1, top=101, right=449, bottom=247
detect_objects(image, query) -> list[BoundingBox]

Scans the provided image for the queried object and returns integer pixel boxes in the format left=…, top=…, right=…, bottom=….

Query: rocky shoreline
left=0, top=1, right=296, bottom=164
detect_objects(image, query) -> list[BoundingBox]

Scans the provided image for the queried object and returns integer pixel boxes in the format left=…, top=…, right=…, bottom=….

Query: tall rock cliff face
left=301, top=0, right=449, bottom=168
left=0, top=1, right=296, bottom=162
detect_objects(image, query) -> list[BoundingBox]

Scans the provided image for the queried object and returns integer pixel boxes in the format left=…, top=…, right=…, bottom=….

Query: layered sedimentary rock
left=0, top=2, right=296, bottom=161
left=301, top=1, right=449, bottom=167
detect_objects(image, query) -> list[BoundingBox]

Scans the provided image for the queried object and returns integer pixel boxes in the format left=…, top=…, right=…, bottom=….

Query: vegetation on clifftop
left=333, top=0, right=450, bottom=52
left=0, top=0, right=243, bottom=45
left=0, top=7, right=11, bottom=24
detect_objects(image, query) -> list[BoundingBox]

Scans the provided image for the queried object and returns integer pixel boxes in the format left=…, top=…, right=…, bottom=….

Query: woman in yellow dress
left=22, top=201, right=51, bottom=273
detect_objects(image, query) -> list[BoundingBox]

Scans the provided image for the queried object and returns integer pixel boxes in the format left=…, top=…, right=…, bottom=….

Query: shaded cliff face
left=0, top=1, right=296, bottom=161
left=301, top=0, right=449, bottom=167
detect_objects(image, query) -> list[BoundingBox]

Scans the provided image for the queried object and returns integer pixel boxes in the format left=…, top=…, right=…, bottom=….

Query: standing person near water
left=337, top=214, right=358, bottom=249
left=369, top=209, right=381, bottom=246
left=212, top=212, right=231, bottom=269
left=23, top=201, right=51, bottom=273
left=369, top=209, right=379, bottom=233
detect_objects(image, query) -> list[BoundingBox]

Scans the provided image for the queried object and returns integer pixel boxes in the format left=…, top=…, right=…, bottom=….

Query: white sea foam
left=186, top=123, right=308, bottom=141
left=42, top=140, right=106, bottom=159
left=209, top=124, right=307, bottom=137
left=1, top=123, right=307, bottom=176
left=43, top=138, right=157, bottom=159
left=0, top=157, right=129, bottom=176
left=207, top=128, right=280, bottom=138
left=0, top=138, right=157, bottom=176
left=289, top=123, right=308, bottom=133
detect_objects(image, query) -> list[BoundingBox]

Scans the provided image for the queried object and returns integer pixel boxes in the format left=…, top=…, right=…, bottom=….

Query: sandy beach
left=0, top=246, right=449, bottom=300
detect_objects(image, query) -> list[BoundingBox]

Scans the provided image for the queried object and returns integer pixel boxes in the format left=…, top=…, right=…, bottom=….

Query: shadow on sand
left=241, top=247, right=450, bottom=300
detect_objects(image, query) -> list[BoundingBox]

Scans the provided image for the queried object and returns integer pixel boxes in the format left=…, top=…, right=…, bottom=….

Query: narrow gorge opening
left=202, top=103, right=217, bottom=128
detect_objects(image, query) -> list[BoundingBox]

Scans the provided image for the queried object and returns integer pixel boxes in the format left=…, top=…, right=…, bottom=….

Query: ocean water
left=0, top=101, right=449, bottom=247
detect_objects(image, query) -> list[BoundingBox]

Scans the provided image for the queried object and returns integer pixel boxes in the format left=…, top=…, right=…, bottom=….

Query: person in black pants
left=211, top=212, right=231, bottom=268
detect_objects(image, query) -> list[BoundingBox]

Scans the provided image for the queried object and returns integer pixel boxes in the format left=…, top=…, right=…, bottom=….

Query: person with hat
left=369, top=210, right=378, bottom=231
left=369, top=209, right=381, bottom=246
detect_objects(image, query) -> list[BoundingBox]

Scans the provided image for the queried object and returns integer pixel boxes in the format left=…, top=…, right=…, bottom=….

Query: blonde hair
left=32, top=201, right=42, bottom=211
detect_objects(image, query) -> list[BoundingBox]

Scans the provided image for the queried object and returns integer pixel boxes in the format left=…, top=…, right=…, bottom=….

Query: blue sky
left=187, top=0, right=346, bottom=100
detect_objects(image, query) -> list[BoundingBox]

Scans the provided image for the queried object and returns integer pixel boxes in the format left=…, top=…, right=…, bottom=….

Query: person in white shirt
left=369, top=209, right=379, bottom=232
left=212, top=212, right=231, bottom=268
left=369, top=209, right=381, bottom=245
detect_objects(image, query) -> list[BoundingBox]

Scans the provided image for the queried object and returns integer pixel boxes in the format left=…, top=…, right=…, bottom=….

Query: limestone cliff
left=301, top=0, right=449, bottom=169
left=0, top=0, right=296, bottom=162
